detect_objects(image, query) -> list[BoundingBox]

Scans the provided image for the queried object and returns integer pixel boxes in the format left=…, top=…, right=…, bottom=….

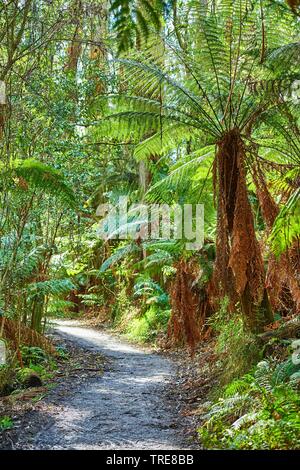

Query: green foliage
left=0, top=0, right=300, bottom=450
left=47, top=299, right=76, bottom=318
left=14, top=159, right=77, bottom=208
left=101, top=0, right=298, bottom=151
left=99, top=243, right=141, bottom=272
left=0, top=363, right=16, bottom=397
left=0, top=416, right=13, bottom=431
left=111, top=281, right=133, bottom=325
left=133, top=277, right=169, bottom=307
left=0, top=159, right=77, bottom=208
left=272, top=357, right=300, bottom=385
left=55, top=346, right=69, bottom=360
left=270, top=187, right=300, bottom=255
left=110, top=0, right=166, bottom=52
left=124, top=305, right=170, bottom=343
left=109, top=274, right=170, bottom=343
left=18, top=345, right=57, bottom=383
left=78, top=292, right=105, bottom=309
left=16, top=367, right=38, bottom=383
left=27, top=278, right=76, bottom=299
left=20, top=346, right=49, bottom=367
left=208, top=298, right=262, bottom=382
left=198, top=360, right=300, bottom=449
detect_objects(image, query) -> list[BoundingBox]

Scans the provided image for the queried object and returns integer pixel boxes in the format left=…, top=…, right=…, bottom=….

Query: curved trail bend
left=31, top=321, right=191, bottom=450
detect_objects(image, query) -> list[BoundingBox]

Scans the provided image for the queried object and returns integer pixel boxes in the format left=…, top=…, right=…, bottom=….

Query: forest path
left=32, top=320, right=191, bottom=450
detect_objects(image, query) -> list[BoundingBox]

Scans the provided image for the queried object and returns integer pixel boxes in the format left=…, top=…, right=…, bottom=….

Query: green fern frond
left=27, top=278, right=76, bottom=298
left=110, top=0, right=165, bottom=52
left=137, top=249, right=173, bottom=269
left=223, top=375, right=254, bottom=398
left=270, top=187, right=300, bottom=255
left=0, top=159, right=77, bottom=208
left=145, top=146, right=214, bottom=203
left=99, top=242, right=140, bottom=272
left=272, top=357, right=300, bottom=385
left=267, top=42, right=300, bottom=74
left=134, top=123, right=200, bottom=160
left=254, top=360, right=273, bottom=391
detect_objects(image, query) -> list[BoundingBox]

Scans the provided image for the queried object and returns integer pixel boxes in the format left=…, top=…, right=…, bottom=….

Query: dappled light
left=0, top=0, right=299, bottom=454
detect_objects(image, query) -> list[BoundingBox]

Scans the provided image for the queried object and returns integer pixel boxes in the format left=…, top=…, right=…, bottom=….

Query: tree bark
left=212, top=129, right=273, bottom=331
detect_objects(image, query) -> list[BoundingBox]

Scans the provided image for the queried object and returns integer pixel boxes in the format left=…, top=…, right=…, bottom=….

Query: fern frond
left=145, top=145, right=214, bottom=203
left=99, top=242, right=140, bottom=272
left=270, top=187, right=300, bottom=255
left=272, top=357, right=300, bottom=385
left=27, top=278, right=76, bottom=298
left=110, top=0, right=165, bottom=52
left=134, top=123, right=200, bottom=160
left=0, top=159, right=77, bottom=208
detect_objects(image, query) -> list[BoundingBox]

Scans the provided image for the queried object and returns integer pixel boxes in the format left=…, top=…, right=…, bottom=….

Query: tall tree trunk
left=88, top=0, right=109, bottom=96
left=65, top=0, right=83, bottom=72
left=167, top=259, right=202, bottom=350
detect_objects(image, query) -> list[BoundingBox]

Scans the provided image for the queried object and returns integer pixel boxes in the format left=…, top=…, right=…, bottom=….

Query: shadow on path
left=31, top=321, right=190, bottom=450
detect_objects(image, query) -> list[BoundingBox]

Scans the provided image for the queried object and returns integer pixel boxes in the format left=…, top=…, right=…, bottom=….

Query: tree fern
left=99, top=242, right=141, bottom=272
left=0, top=159, right=77, bottom=208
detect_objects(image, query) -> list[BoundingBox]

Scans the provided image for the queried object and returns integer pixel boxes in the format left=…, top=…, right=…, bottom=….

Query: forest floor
left=0, top=320, right=215, bottom=450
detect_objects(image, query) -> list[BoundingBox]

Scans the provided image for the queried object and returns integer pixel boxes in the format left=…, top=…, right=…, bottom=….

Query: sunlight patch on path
left=31, top=321, right=189, bottom=450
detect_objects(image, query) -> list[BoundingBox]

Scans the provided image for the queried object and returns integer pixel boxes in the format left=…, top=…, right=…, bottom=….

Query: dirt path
left=27, top=321, right=194, bottom=450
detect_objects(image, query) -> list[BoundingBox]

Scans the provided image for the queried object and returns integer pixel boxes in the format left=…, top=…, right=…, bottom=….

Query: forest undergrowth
left=0, top=0, right=300, bottom=451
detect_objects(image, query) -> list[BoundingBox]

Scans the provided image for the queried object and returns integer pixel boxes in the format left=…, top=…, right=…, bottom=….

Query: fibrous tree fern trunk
left=253, top=164, right=300, bottom=314
left=167, top=259, right=201, bottom=351
left=212, top=129, right=273, bottom=331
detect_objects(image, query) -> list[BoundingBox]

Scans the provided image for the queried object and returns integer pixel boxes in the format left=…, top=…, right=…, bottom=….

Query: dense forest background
left=0, top=0, right=300, bottom=450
